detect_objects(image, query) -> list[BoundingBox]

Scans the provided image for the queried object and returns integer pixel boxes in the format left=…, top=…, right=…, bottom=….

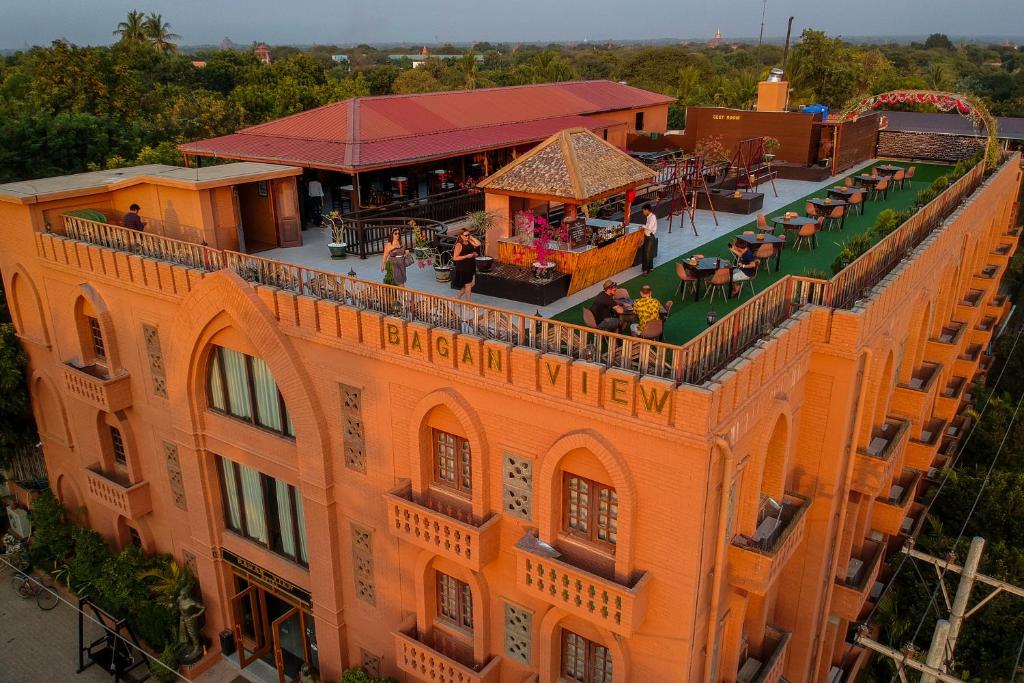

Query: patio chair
left=871, top=177, right=890, bottom=201
left=675, top=262, right=698, bottom=298
left=892, top=169, right=906, bottom=190
left=794, top=223, right=817, bottom=251
left=903, top=165, right=916, bottom=188
left=847, top=190, right=864, bottom=216
left=844, top=176, right=854, bottom=187
left=825, top=204, right=846, bottom=231
left=755, top=242, right=775, bottom=272
left=635, top=318, right=664, bottom=340
left=732, top=259, right=759, bottom=297
left=614, top=287, right=630, bottom=301
left=871, top=167, right=879, bottom=177
left=805, top=202, right=820, bottom=218
left=663, top=300, right=674, bottom=320
left=583, top=308, right=599, bottom=329
left=703, top=266, right=733, bottom=303
left=756, top=214, right=770, bottom=232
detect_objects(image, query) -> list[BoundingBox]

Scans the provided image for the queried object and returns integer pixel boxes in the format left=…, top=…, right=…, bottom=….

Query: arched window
left=207, top=345, right=294, bottom=438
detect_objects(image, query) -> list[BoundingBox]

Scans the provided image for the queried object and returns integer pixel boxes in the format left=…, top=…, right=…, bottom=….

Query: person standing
left=451, top=230, right=481, bottom=300
left=382, top=229, right=411, bottom=286
left=641, top=205, right=657, bottom=275
left=123, top=204, right=145, bottom=231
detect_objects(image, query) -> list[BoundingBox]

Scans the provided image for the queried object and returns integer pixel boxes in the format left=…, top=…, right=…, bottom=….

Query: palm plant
left=140, top=558, right=194, bottom=613
left=113, top=10, right=147, bottom=45
left=459, top=51, right=479, bottom=89
left=144, top=13, right=181, bottom=54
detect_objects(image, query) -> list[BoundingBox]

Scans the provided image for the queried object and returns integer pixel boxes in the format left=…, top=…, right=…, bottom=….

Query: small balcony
left=728, top=493, right=811, bottom=595
left=990, top=241, right=1015, bottom=267
left=955, top=289, right=985, bottom=326
left=851, top=420, right=909, bottom=497
left=827, top=646, right=870, bottom=683
left=934, top=376, right=967, bottom=420
left=737, top=625, right=791, bottom=683
left=392, top=628, right=500, bottom=683
left=831, top=541, right=884, bottom=622
left=905, top=418, right=945, bottom=471
left=953, top=343, right=984, bottom=379
left=924, top=323, right=965, bottom=368
left=383, top=482, right=500, bottom=572
left=987, top=292, right=1010, bottom=319
left=899, top=502, right=927, bottom=538
left=970, top=264, right=1001, bottom=292
left=84, top=466, right=152, bottom=521
left=969, top=315, right=998, bottom=347
left=892, top=363, right=942, bottom=427
left=512, top=534, right=651, bottom=637
left=62, top=363, right=132, bottom=412
left=871, top=470, right=921, bottom=537
left=945, top=413, right=973, bottom=443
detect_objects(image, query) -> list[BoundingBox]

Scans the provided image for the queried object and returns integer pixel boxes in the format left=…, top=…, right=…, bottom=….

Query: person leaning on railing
left=123, top=203, right=145, bottom=231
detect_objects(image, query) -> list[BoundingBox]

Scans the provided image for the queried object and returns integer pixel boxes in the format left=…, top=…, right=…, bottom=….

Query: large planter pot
left=328, top=242, right=347, bottom=259
left=531, top=261, right=556, bottom=281
left=434, top=266, right=452, bottom=283
left=413, top=246, right=430, bottom=259
left=475, top=256, right=494, bottom=273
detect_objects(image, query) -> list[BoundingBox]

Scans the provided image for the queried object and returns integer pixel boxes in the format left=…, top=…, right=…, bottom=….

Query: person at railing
left=452, top=229, right=482, bottom=300
left=382, top=229, right=412, bottom=286
left=591, top=280, right=626, bottom=332
left=123, top=204, right=145, bottom=231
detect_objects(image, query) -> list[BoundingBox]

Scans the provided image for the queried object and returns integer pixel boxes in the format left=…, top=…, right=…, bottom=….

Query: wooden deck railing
left=54, top=156, right=1004, bottom=387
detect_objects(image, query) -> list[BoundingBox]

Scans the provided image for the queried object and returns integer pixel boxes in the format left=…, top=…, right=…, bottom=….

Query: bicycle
left=11, top=570, right=59, bottom=610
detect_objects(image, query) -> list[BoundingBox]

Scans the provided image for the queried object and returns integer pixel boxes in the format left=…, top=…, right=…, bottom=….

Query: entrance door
left=271, top=606, right=313, bottom=683
left=231, top=583, right=271, bottom=667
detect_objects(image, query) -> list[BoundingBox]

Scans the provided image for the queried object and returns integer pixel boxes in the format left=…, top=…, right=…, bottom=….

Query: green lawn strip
left=552, top=161, right=951, bottom=344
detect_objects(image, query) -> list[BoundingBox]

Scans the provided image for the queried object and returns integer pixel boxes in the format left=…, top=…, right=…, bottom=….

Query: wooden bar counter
left=497, top=222, right=644, bottom=296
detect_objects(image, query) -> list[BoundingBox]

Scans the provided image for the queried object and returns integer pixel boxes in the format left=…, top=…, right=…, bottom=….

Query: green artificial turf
left=553, top=161, right=951, bottom=344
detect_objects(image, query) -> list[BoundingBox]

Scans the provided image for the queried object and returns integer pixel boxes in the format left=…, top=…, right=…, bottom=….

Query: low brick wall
left=876, top=130, right=984, bottom=162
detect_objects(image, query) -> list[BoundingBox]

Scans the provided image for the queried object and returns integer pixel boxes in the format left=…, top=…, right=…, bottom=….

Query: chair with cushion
left=825, top=204, right=846, bottom=231
left=675, top=262, right=698, bottom=299
left=704, top=266, right=732, bottom=303
left=794, top=223, right=817, bottom=251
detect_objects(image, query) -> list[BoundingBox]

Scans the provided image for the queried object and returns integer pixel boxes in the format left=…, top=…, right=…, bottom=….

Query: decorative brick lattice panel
left=502, top=453, right=533, bottom=520
left=341, top=384, right=366, bottom=473
left=164, top=441, right=187, bottom=511
left=142, top=323, right=167, bottom=398
left=876, top=131, right=984, bottom=163
left=504, top=602, right=532, bottom=665
left=352, top=524, right=375, bottom=605
left=360, top=649, right=382, bottom=677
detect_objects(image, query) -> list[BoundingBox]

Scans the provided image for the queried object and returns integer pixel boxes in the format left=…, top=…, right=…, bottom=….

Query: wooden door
left=232, top=584, right=271, bottom=667
left=273, top=179, right=303, bottom=248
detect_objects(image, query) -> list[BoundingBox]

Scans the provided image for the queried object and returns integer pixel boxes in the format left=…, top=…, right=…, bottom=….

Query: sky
left=2, top=0, right=1023, bottom=49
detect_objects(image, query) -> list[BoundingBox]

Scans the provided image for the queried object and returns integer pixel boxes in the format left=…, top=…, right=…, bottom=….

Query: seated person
left=630, top=284, right=662, bottom=336
left=591, top=280, right=625, bottom=332
left=728, top=239, right=747, bottom=259
left=731, top=244, right=758, bottom=296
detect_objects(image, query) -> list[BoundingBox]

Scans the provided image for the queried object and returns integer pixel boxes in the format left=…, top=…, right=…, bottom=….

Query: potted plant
left=322, top=211, right=348, bottom=259
left=763, top=136, right=781, bottom=161
left=513, top=210, right=536, bottom=244
left=410, top=220, right=431, bottom=259
left=531, top=215, right=557, bottom=280
left=465, top=210, right=497, bottom=272
left=432, top=251, right=453, bottom=282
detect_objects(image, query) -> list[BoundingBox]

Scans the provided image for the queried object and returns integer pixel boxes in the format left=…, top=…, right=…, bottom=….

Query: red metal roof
left=179, top=80, right=672, bottom=172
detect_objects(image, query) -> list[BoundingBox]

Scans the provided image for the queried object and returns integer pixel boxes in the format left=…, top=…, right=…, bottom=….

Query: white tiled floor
left=261, top=160, right=874, bottom=318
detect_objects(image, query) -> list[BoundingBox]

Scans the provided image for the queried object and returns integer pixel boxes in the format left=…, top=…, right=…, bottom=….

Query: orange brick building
left=0, top=151, right=1019, bottom=683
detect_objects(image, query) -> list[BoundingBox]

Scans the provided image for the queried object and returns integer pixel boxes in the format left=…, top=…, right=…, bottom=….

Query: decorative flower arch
left=841, top=90, right=1000, bottom=169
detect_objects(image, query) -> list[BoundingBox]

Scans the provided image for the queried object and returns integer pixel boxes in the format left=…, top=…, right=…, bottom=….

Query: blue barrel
left=800, top=104, right=830, bottom=122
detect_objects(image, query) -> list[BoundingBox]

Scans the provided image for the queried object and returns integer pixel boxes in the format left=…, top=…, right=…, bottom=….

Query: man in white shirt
left=641, top=205, right=658, bottom=275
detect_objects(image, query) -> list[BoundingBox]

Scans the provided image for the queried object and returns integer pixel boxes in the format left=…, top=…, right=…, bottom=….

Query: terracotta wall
left=680, top=107, right=817, bottom=164
left=1, top=155, right=1019, bottom=683
left=587, top=104, right=670, bottom=136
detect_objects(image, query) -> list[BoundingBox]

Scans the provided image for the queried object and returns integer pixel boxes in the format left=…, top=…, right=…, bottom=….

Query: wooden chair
left=847, top=190, right=864, bottom=216
left=844, top=176, right=854, bottom=187
left=704, top=266, right=732, bottom=303
left=805, top=202, right=820, bottom=218
left=825, top=204, right=846, bottom=231
left=871, top=177, right=890, bottom=201
left=675, top=262, right=698, bottom=298
left=755, top=242, right=775, bottom=272
left=892, top=169, right=906, bottom=190
left=583, top=308, right=599, bottom=329
left=794, top=223, right=817, bottom=251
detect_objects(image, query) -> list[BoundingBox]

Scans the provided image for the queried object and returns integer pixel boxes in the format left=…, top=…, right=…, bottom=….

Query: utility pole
left=758, top=0, right=768, bottom=48
left=856, top=537, right=1024, bottom=681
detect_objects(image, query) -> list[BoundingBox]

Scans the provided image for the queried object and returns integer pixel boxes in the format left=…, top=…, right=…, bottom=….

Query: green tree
left=788, top=29, right=859, bottom=108
left=392, top=68, right=443, bottom=94
left=0, top=296, right=36, bottom=468
left=143, top=13, right=180, bottom=54
left=924, top=33, right=955, bottom=50
left=113, top=10, right=148, bottom=46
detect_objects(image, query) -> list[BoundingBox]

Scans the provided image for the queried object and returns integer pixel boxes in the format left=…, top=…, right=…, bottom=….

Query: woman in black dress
left=451, top=229, right=482, bottom=300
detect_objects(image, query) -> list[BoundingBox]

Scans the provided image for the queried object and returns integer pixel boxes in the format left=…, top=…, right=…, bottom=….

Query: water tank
left=800, top=104, right=830, bottom=122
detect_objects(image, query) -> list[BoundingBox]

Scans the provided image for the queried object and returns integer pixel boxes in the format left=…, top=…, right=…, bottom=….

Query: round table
left=681, top=256, right=733, bottom=301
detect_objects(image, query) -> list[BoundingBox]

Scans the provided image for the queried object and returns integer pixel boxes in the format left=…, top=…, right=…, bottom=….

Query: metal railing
left=334, top=216, right=448, bottom=259
left=343, top=187, right=484, bottom=223
left=53, top=155, right=1007, bottom=388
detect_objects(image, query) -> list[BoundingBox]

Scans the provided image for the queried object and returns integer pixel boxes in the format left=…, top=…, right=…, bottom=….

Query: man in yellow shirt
left=630, top=284, right=662, bottom=336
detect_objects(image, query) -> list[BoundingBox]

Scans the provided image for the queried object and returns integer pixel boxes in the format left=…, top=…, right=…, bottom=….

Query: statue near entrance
left=177, top=580, right=206, bottom=664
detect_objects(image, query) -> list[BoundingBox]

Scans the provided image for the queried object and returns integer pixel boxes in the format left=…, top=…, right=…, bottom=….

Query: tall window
left=217, top=455, right=309, bottom=566
left=634, top=112, right=645, bottom=131
left=208, top=346, right=294, bottom=437
left=436, top=572, right=473, bottom=633
left=432, top=429, right=471, bottom=496
left=563, top=474, right=618, bottom=549
left=561, top=629, right=612, bottom=683
left=109, top=426, right=127, bottom=467
left=88, top=316, right=106, bottom=361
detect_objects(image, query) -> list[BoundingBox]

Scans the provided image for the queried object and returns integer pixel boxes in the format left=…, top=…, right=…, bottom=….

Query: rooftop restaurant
left=3, top=78, right=1013, bottom=388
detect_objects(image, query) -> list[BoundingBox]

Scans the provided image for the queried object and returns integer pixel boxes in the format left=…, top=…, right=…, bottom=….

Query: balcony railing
left=925, top=323, right=965, bottom=367
left=935, top=375, right=967, bottom=420
left=741, top=624, right=792, bottom=683
left=956, top=289, right=986, bottom=326
left=852, top=419, right=909, bottom=496
left=392, top=628, right=500, bottom=683
left=971, top=264, right=1001, bottom=290
left=905, top=418, right=946, bottom=471
left=728, top=493, right=811, bottom=595
left=62, top=363, right=132, bottom=412
left=42, top=156, right=1005, bottom=388
left=832, top=541, right=884, bottom=622
left=872, top=470, right=921, bottom=536
left=383, top=482, right=500, bottom=572
left=512, top=534, right=651, bottom=637
left=84, top=466, right=152, bottom=520
left=892, top=363, right=942, bottom=427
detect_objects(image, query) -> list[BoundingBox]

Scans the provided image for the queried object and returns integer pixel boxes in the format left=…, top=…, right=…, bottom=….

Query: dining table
left=772, top=215, right=819, bottom=249
left=735, top=232, right=786, bottom=271
left=807, top=197, right=849, bottom=229
left=875, top=164, right=904, bottom=176
left=681, top=256, right=734, bottom=301
left=854, top=174, right=884, bottom=188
